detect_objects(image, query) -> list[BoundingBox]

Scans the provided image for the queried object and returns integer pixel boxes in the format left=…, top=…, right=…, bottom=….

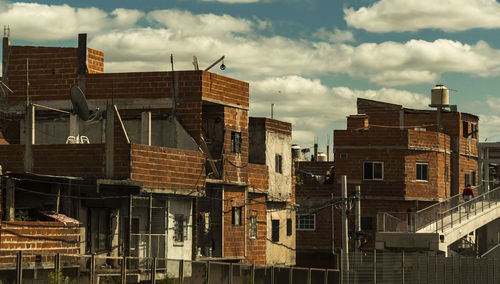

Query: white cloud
left=0, top=1, right=143, bottom=41
left=312, top=28, right=355, bottom=43
left=345, top=0, right=500, bottom=32
left=479, top=115, right=500, bottom=142
left=249, top=76, right=431, bottom=145
left=200, top=0, right=259, bottom=3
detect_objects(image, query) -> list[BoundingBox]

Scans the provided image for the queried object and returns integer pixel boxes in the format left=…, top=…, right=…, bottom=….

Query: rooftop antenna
left=204, top=55, right=225, bottom=71
left=192, top=56, right=199, bottom=70
left=271, top=103, right=274, bottom=119
left=26, top=58, right=29, bottom=105
left=171, top=54, right=177, bottom=115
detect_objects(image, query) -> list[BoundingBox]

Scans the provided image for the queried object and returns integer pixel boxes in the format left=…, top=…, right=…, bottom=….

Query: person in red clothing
left=463, top=184, right=474, bottom=212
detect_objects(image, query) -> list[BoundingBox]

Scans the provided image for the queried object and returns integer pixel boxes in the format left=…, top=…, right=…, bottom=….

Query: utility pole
left=341, top=175, right=349, bottom=280
left=355, top=186, right=361, bottom=252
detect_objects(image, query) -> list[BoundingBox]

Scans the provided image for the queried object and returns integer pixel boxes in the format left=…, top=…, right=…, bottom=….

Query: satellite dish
left=70, top=85, right=90, bottom=121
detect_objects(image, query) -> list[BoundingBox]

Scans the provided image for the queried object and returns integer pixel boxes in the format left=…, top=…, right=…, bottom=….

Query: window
left=200, top=212, right=210, bottom=234
left=232, top=206, right=242, bottom=226
left=275, top=154, right=283, bottom=173
left=339, top=153, right=348, bottom=159
left=296, top=214, right=315, bottom=231
left=271, top=220, right=280, bottom=242
left=471, top=123, right=478, bottom=139
left=231, top=131, right=242, bottom=153
left=416, top=163, right=429, bottom=181
left=361, top=216, right=373, bottom=231
left=363, top=162, right=384, bottom=180
left=463, top=121, right=469, bottom=138
left=286, top=218, right=292, bottom=236
left=465, top=173, right=470, bottom=187
left=174, top=214, right=185, bottom=243
left=471, top=171, right=476, bottom=186
left=89, top=208, right=110, bottom=253
left=250, top=216, right=257, bottom=239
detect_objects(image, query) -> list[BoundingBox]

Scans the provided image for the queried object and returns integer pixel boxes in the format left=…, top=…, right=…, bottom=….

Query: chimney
left=77, top=33, right=87, bottom=75
left=2, top=28, right=10, bottom=81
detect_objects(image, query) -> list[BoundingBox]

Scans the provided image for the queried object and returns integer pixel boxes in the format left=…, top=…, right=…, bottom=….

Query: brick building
left=295, top=96, right=479, bottom=267
left=0, top=33, right=295, bottom=272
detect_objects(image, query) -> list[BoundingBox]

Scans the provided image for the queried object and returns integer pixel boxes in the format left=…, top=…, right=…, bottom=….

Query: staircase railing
left=378, top=186, right=500, bottom=233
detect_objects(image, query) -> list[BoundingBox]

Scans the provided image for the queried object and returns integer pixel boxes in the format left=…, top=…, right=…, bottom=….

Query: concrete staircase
left=376, top=186, right=500, bottom=254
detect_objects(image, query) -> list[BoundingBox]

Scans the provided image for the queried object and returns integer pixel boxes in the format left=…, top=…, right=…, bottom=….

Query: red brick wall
left=201, top=72, right=249, bottom=108
left=334, top=129, right=408, bottom=147
left=0, top=145, right=24, bottom=173
left=33, top=144, right=106, bottom=177
left=129, top=144, right=205, bottom=191
left=246, top=193, right=267, bottom=265
left=248, top=163, right=268, bottom=192
left=248, top=118, right=291, bottom=136
left=87, top=48, right=104, bottom=74
left=0, top=221, right=79, bottom=264
left=357, top=98, right=401, bottom=127
left=223, top=107, right=249, bottom=184
left=177, top=101, right=203, bottom=143
left=223, top=186, right=245, bottom=258
left=347, top=116, right=369, bottom=130
left=113, top=109, right=131, bottom=178
left=6, top=46, right=79, bottom=101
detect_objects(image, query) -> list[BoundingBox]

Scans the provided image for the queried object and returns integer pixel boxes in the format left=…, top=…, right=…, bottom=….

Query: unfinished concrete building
left=0, top=33, right=296, bottom=278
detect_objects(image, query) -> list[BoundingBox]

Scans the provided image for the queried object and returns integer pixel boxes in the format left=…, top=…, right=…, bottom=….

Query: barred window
left=296, top=214, right=315, bottom=231
left=250, top=216, right=257, bottom=239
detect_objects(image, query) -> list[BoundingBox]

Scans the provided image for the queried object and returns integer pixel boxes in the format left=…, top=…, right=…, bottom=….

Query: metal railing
left=0, top=250, right=340, bottom=284
left=342, top=249, right=500, bottom=284
left=378, top=186, right=500, bottom=233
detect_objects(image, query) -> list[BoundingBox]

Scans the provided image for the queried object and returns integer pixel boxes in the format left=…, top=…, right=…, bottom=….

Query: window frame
left=286, top=218, right=292, bottom=236
left=275, top=154, right=283, bottom=174
left=249, top=216, right=257, bottom=239
left=271, top=220, right=280, bottom=243
left=296, top=214, right=316, bottom=231
left=363, top=161, right=384, bottom=180
left=232, top=206, right=242, bottom=226
left=471, top=170, right=476, bottom=186
left=416, top=163, right=429, bottom=181
left=173, top=214, right=185, bottom=243
left=471, top=123, right=478, bottom=139
left=231, top=131, right=242, bottom=153
left=463, top=121, right=469, bottom=138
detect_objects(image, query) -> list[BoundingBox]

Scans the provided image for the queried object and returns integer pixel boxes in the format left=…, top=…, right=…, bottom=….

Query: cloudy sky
left=1, top=0, right=500, bottom=152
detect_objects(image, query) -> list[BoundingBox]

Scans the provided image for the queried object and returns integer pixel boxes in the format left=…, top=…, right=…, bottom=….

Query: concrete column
left=2, top=36, right=10, bottom=80
left=69, top=114, right=80, bottom=138
left=141, top=111, right=151, bottom=145
left=341, top=175, right=349, bottom=278
left=355, top=186, right=361, bottom=252
left=105, top=103, right=114, bottom=178
left=111, top=209, right=120, bottom=258
left=24, top=104, right=34, bottom=172
left=5, top=178, right=15, bottom=221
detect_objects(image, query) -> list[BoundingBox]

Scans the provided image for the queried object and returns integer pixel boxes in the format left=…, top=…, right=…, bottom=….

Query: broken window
left=471, top=123, right=478, bottom=139
left=471, top=171, right=476, bottom=186
left=271, top=220, right=280, bottom=242
left=250, top=216, right=257, bottom=239
left=363, top=162, right=384, bottom=180
left=174, top=214, right=185, bottom=243
left=296, top=214, right=315, bottom=231
left=275, top=154, right=283, bottom=174
left=231, top=131, right=242, bottom=153
left=232, top=206, right=242, bottom=226
left=416, top=163, right=429, bottom=181
left=463, top=121, right=469, bottom=138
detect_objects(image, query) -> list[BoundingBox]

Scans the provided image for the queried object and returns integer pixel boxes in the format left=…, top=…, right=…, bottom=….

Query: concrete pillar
left=5, top=178, right=15, bottom=221
left=105, top=103, right=114, bottom=178
left=111, top=209, right=120, bottom=258
left=2, top=36, right=10, bottom=80
left=69, top=114, right=80, bottom=138
left=24, top=104, right=34, bottom=172
left=141, top=111, right=151, bottom=145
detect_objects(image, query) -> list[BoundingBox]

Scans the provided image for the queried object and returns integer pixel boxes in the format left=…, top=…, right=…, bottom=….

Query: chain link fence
left=341, top=250, right=499, bottom=284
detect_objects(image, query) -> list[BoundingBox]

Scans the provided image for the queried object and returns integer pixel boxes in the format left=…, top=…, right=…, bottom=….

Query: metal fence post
left=251, top=264, right=254, bottom=284
left=179, top=259, right=184, bottom=282
left=307, top=268, right=311, bottom=284
left=90, top=253, right=95, bottom=284
left=340, top=249, right=344, bottom=284
left=271, top=266, right=275, bottom=284
left=373, top=250, right=377, bottom=284
left=402, top=251, right=405, bottom=284
left=55, top=253, right=60, bottom=273
left=150, top=257, right=156, bottom=284
left=229, top=263, right=233, bottom=284
left=206, top=261, right=211, bottom=284
left=289, top=267, right=293, bottom=284
left=121, top=256, right=127, bottom=284
left=324, top=268, right=328, bottom=284
left=16, top=250, right=23, bottom=284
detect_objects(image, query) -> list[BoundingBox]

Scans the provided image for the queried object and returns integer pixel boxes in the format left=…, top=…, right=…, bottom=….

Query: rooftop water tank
left=431, top=85, right=449, bottom=106
left=317, top=152, right=327, bottom=162
left=292, top=145, right=301, bottom=159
